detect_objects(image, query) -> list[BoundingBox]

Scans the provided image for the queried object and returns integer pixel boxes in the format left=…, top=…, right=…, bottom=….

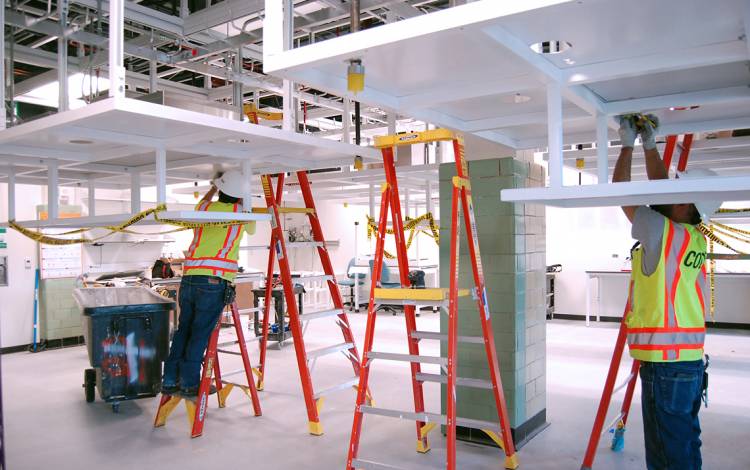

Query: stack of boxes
left=439, top=157, right=547, bottom=447
left=40, top=278, right=83, bottom=343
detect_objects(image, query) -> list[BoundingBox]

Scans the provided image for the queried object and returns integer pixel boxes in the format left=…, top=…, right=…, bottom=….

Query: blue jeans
left=163, top=276, right=227, bottom=389
left=639, top=360, right=704, bottom=470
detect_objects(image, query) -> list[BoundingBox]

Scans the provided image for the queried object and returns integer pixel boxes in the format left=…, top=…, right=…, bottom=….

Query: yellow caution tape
left=10, top=204, right=255, bottom=245
left=366, top=212, right=439, bottom=259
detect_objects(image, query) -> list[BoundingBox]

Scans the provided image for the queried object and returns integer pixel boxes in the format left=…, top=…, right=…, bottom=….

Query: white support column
left=87, top=179, right=96, bottom=217
left=233, top=48, right=243, bottom=120
left=596, top=112, right=609, bottom=184
left=7, top=167, right=15, bottom=220
left=108, top=0, right=126, bottom=98
left=546, top=82, right=564, bottom=188
left=281, top=0, right=296, bottom=132
left=342, top=98, right=351, bottom=144
left=425, top=181, right=433, bottom=215
left=180, top=0, right=189, bottom=18
left=155, top=149, right=167, bottom=204
left=242, top=160, right=253, bottom=212
left=48, top=160, right=59, bottom=220
left=0, top=2, right=5, bottom=129
left=262, top=0, right=284, bottom=58
left=387, top=113, right=397, bottom=135
left=58, top=0, right=69, bottom=111
left=149, top=58, right=158, bottom=93
left=131, top=172, right=141, bottom=214
left=404, top=188, right=410, bottom=218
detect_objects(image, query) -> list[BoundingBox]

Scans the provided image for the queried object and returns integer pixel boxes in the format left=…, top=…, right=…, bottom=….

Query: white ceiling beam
left=462, top=108, right=589, bottom=132
left=0, top=144, right=93, bottom=161
left=183, top=0, right=264, bottom=35
left=385, top=2, right=423, bottom=19
left=564, top=41, right=748, bottom=86
left=397, top=75, right=539, bottom=109
left=603, top=86, right=750, bottom=115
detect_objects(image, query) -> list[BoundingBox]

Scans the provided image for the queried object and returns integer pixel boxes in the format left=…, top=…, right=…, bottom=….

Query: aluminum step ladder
left=346, top=129, right=518, bottom=470
left=153, top=301, right=262, bottom=438
left=256, top=171, right=367, bottom=436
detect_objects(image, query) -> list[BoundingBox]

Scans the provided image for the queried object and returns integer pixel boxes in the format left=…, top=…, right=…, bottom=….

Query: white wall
left=0, top=183, right=44, bottom=348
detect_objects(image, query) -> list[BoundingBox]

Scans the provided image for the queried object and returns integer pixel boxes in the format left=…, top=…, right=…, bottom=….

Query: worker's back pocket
left=656, top=362, right=703, bottom=415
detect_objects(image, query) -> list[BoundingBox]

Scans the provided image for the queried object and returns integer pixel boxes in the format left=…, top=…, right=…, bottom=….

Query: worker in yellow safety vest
left=162, top=170, right=256, bottom=396
left=613, top=116, right=720, bottom=470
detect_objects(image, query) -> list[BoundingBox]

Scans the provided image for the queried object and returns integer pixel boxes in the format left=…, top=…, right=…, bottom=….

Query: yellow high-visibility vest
left=626, top=218, right=707, bottom=362
left=183, top=201, right=256, bottom=282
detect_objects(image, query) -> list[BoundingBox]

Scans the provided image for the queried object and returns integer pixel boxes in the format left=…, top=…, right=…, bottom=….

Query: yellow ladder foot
left=504, top=453, right=520, bottom=469
left=308, top=421, right=324, bottom=436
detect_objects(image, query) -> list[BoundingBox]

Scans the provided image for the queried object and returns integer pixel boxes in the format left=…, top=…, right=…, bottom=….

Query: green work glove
left=639, top=119, right=658, bottom=150
left=617, top=115, right=637, bottom=148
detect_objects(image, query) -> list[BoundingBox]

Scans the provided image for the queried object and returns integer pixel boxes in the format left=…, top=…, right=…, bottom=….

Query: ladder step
left=287, top=241, right=325, bottom=248
left=217, top=336, right=260, bottom=348
left=293, top=274, right=334, bottom=284
left=216, top=349, right=243, bottom=356
left=410, top=331, right=485, bottom=344
left=307, top=342, right=355, bottom=360
left=359, top=406, right=501, bottom=433
left=300, top=309, right=342, bottom=321
left=374, top=287, right=470, bottom=302
left=237, top=307, right=262, bottom=315
left=415, top=373, right=493, bottom=389
left=221, top=369, right=247, bottom=379
left=313, top=377, right=360, bottom=400
left=366, top=351, right=447, bottom=366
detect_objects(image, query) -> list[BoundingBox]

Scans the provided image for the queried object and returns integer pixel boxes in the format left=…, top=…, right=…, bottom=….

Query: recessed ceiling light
left=502, top=93, right=532, bottom=104
left=563, top=58, right=576, bottom=65
left=69, top=139, right=94, bottom=145
left=530, top=40, right=572, bottom=54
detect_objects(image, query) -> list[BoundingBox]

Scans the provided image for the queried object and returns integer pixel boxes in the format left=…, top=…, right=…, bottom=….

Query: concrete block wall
left=439, top=157, right=547, bottom=446
left=40, top=278, right=83, bottom=341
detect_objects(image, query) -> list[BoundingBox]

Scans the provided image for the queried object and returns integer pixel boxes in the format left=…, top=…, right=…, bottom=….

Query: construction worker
left=161, top=170, right=255, bottom=397
left=613, top=116, right=718, bottom=470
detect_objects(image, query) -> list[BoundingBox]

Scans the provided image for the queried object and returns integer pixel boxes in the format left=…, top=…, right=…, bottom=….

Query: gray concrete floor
left=4, top=316, right=750, bottom=469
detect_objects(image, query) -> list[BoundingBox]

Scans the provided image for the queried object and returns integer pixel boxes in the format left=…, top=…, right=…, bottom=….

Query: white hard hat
left=212, top=170, right=249, bottom=198
left=676, top=168, right=722, bottom=223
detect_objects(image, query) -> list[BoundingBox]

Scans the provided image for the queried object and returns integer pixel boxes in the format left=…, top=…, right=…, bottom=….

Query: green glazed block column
left=439, top=157, right=547, bottom=447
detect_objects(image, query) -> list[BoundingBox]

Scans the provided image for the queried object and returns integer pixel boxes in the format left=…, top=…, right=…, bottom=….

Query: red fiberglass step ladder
left=255, top=170, right=367, bottom=436
left=154, top=301, right=262, bottom=438
left=580, top=133, right=693, bottom=469
left=346, top=129, right=518, bottom=470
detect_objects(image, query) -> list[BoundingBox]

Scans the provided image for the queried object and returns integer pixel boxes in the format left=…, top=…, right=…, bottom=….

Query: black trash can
left=74, top=287, right=175, bottom=412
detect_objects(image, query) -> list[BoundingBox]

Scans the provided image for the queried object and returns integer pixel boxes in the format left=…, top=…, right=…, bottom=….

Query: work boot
left=161, top=382, right=180, bottom=395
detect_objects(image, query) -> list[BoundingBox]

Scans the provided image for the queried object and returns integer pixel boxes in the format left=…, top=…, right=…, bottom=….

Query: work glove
left=617, top=115, right=637, bottom=148
left=638, top=115, right=659, bottom=150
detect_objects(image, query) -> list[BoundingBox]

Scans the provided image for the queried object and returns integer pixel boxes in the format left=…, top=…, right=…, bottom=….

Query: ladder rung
left=237, top=307, right=262, bottom=315
left=359, top=406, right=501, bottom=432
left=307, top=342, right=355, bottom=360
left=415, top=373, right=493, bottom=390
left=216, top=349, right=243, bottom=356
left=366, top=351, right=447, bottom=366
left=612, top=372, right=637, bottom=395
left=351, top=459, right=408, bottom=470
left=217, top=336, right=260, bottom=348
left=300, top=309, right=342, bottom=321
left=293, top=274, right=334, bottom=284
left=410, top=331, right=485, bottom=344
left=313, top=377, right=360, bottom=400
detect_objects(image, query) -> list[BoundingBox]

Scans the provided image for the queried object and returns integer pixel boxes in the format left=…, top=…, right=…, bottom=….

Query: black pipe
left=355, top=101, right=361, bottom=145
